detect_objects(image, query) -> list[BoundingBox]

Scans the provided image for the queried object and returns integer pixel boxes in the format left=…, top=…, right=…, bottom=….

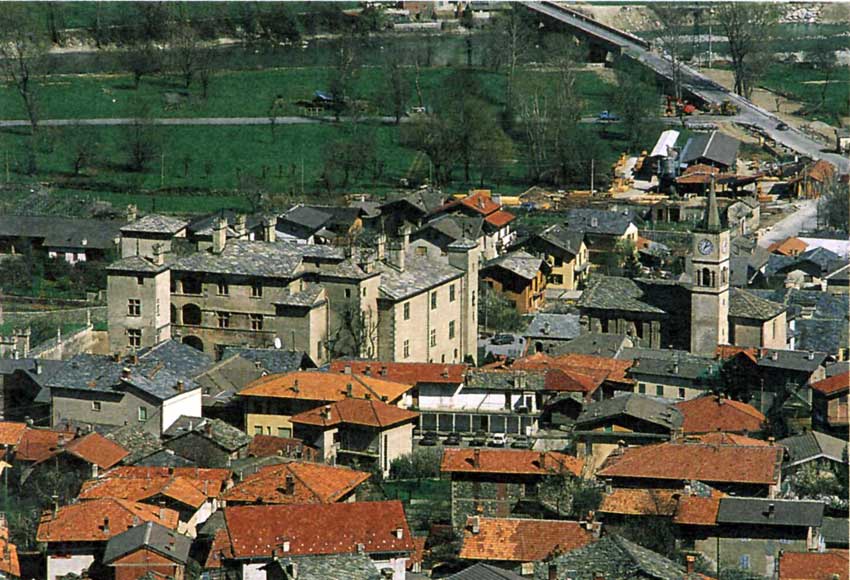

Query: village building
left=518, top=224, right=589, bottom=293
left=0, top=215, right=123, bottom=264
left=675, top=394, right=766, bottom=435
left=562, top=208, right=640, bottom=265
left=481, top=251, right=549, bottom=314
left=811, top=371, right=849, bottom=435
left=103, top=521, right=192, bottom=580
left=220, top=461, right=369, bottom=505
left=679, top=131, right=740, bottom=171
left=161, top=415, right=251, bottom=468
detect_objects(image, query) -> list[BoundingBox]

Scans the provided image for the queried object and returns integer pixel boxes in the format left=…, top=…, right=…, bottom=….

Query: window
left=251, top=283, right=263, bottom=298
left=128, top=329, right=142, bottom=348
left=449, top=320, right=456, bottom=339
left=91, top=401, right=102, bottom=412
left=553, top=256, right=564, bottom=267
left=416, top=246, right=428, bottom=256
left=136, top=276, right=144, bottom=286
left=345, top=288, right=352, bottom=299
left=638, top=383, right=646, bottom=394
left=217, top=281, right=229, bottom=295
left=156, top=299, right=160, bottom=318
left=317, top=341, right=324, bottom=360
left=127, top=299, right=141, bottom=317
left=254, top=426, right=263, bottom=435
left=403, top=340, right=410, bottom=359
left=217, top=312, right=231, bottom=328
left=472, top=291, right=476, bottom=308
left=678, top=387, right=686, bottom=399
left=449, top=284, right=456, bottom=302
left=430, top=329, right=437, bottom=347
left=403, top=302, right=410, bottom=320
left=548, top=274, right=564, bottom=285
left=739, top=555, right=750, bottom=570
left=431, top=292, right=437, bottom=310
left=250, top=314, right=264, bottom=331
left=138, top=407, right=148, bottom=422
left=278, top=427, right=292, bottom=438
left=656, top=385, right=664, bottom=397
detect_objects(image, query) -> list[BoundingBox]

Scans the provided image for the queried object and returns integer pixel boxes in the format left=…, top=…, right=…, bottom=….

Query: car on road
left=776, top=122, right=789, bottom=131
left=491, top=334, right=515, bottom=346
left=419, top=431, right=438, bottom=446
left=489, top=433, right=507, bottom=447
left=444, top=432, right=462, bottom=446
left=470, top=431, right=488, bottom=447
left=598, top=110, right=620, bottom=122
left=511, top=435, right=532, bottom=449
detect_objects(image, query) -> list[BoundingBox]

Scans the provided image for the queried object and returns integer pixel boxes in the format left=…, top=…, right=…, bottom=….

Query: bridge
left=523, top=1, right=849, bottom=173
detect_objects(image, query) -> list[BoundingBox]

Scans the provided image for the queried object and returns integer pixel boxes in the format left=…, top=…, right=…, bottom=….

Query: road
left=0, top=115, right=400, bottom=128
left=757, top=199, right=819, bottom=247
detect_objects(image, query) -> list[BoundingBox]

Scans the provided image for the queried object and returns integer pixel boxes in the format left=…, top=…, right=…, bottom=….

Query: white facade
left=161, top=388, right=203, bottom=433
left=47, top=553, right=94, bottom=580
left=418, top=384, right=538, bottom=414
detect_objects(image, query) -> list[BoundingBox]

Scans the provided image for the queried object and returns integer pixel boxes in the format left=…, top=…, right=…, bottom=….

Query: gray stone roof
left=320, top=258, right=376, bottom=281
left=620, top=348, right=719, bottom=381
left=106, top=255, right=170, bottom=274
left=104, top=424, right=163, bottom=465
left=826, top=262, right=850, bottom=282
left=576, top=393, right=682, bottom=431
left=729, top=288, right=786, bottom=321
left=274, top=284, right=325, bottom=307
left=172, top=239, right=303, bottom=279
left=795, top=318, right=848, bottom=356
left=578, top=276, right=667, bottom=314
left=823, top=516, right=849, bottom=547
left=220, top=348, right=314, bottom=374
left=536, top=224, right=585, bottom=257
left=376, top=256, right=463, bottom=301
left=483, top=250, right=544, bottom=281
left=134, top=448, right=196, bottom=468
left=162, top=415, right=250, bottom=452
left=420, top=214, right=484, bottom=243
left=0, top=215, right=123, bottom=250
left=524, top=313, right=581, bottom=341
left=121, top=214, right=188, bottom=235
left=535, top=535, right=704, bottom=580
left=555, top=333, right=630, bottom=358
left=680, top=131, right=740, bottom=168
left=280, top=205, right=332, bottom=233
left=448, top=563, right=526, bottom=580
left=780, top=431, right=849, bottom=466
left=103, top=521, right=191, bottom=565
left=564, top=208, right=637, bottom=236
left=465, top=369, right=547, bottom=392
left=261, top=553, right=381, bottom=580
left=188, top=211, right=263, bottom=238
left=716, top=497, right=824, bottom=528
left=756, top=349, right=828, bottom=373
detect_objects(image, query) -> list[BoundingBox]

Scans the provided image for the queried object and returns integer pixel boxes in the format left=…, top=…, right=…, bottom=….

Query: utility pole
left=590, top=159, right=595, bottom=194
left=160, top=152, right=165, bottom=187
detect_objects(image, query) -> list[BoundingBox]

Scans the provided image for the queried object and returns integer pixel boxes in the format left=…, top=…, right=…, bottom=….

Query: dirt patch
left=574, top=3, right=657, bottom=33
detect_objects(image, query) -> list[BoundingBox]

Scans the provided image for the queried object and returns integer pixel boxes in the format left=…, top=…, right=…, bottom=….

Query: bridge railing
left=535, top=1, right=652, bottom=51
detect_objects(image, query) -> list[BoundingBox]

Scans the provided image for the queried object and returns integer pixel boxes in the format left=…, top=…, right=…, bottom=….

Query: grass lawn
left=760, top=62, right=850, bottom=125
left=382, top=478, right=450, bottom=502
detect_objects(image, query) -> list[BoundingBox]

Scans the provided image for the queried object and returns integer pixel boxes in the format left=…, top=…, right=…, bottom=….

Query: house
left=676, top=497, right=825, bottom=577
left=536, top=534, right=708, bottom=580
left=481, top=251, right=549, bottom=314
left=119, top=213, right=188, bottom=260
left=237, top=370, right=412, bottom=440
left=161, top=416, right=251, bottom=468
left=675, top=394, right=765, bottom=435
left=598, top=488, right=680, bottom=526
left=779, top=430, right=848, bottom=475
left=458, top=516, right=597, bottom=575
left=825, top=262, right=850, bottom=294
left=187, top=211, right=264, bottom=250
left=512, top=353, right=635, bottom=400
left=103, top=521, right=191, bottom=580
left=261, top=552, right=384, bottom=580
left=598, top=439, right=784, bottom=497
left=246, top=434, right=319, bottom=462
left=48, top=340, right=207, bottom=436
left=768, top=237, right=809, bottom=257
left=290, top=397, right=418, bottom=476
left=102, top=424, right=164, bottom=465
left=36, top=498, right=180, bottom=580
left=523, top=313, right=582, bottom=356
left=0, top=516, right=19, bottom=580
left=679, top=131, right=740, bottom=171
left=518, top=224, right=589, bottom=292
left=562, top=208, right=639, bottom=265
left=433, top=190, right=516, bottom=259
left=275, top=205, right=334, bottom=244
left=220, top=461, right=369, bottom=505
left=14, top=427, right=75, bottom=464
left=811, top=372, right=848, bottom=434
left=779, top=550, right=849, bottom=580
left=76, top=466, right=230, bottom=537
left=789, top=159, right=836, bottom=198
left=0, top=359, right=62, bottom=425
left=205, top=501, right=415, bottom=580
left=621, top=348, right=721, bottom=401
left=440, top=448, right=583, bottom=528
left=29, top=431, right=128, bottom=483
left=0, top=215, right=123, bottom=263
left=446, top=563, right=525, bottom=580
left=408, top=214, right=485, bottom=263
left=573, top=394, right=682, bottom=472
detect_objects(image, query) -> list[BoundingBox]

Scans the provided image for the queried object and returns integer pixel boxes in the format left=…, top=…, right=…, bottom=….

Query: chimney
left=346, top=383, right=353, bottom=397
left=286, top=563, right=298, bottom=579
left=768, top=436, right=775, bottom=446
left=130, top=353, right=139, bottom=365
left=52, top=494, right=60, bottom=517
left=395, top=527, right=403, bottom=539
left=122, top=367, right=131, bottom=379
left=343, top=364, right=352, bottom=375
left=767, top=503, right=775, bottom=518
left=126, top=204, right=138, bottom=223
left=548, top=564, right=558, bottom=580
left=212, top=216, right=227, bottom=254
left=387, top=224, right=411, bottom=271
left=685, top=555, right=696, bottom=575
left=263, top=215, right=277, bottom=243
left=539, top=452, right=546, bottom=470
left=152, top=243, right=165, bottom=266
left=473, top=448, right=481, bottom=468
left=807, top=351, right=814, bottom=360
left=285, top=473, right=295, bottom=495
left=102, top=517, right=110, bottom=535
left=471, top=516, right=480, bottom=534
left=282, top=540, right=290, bottom=553
left=234, top=214, right=247, bottom=237
left=376, top=231, right=386, bottom=261
left=176, top=380, right=184, bottom=393
left=35, top=360, right=42, bottom=375
left=322, top=405, right=332, bottom=420
left=771, top=351, right=779, bottom=361
left=204, top=421, right=213, bottom=437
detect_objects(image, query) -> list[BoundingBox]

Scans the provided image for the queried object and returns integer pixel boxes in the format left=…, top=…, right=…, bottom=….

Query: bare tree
left=383, top=48, right=412, bottom=125
left=652, top=4, right=688, bottom=102
left=807, top=36, right=838, bottom=111
left=329, top=299, right=378, bottom=359
left=123, top=102, right=160, bottom=173
left=124, top=41, right=161, bottom=89
left=0, top=6, right=47, bottom=135
left=489, top=5, right=533, bottom=109
left=171, top=18, right=202, bottom=89
left=715, top=3, right=778, bottom=98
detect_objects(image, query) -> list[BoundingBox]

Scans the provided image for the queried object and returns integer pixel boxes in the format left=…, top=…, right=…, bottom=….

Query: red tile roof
left=715, top=345, right=758, bottom=362
left=806, top=160, right=837, bottom=184
left=673, top=491, right=725, bottom=526
left=15, top=428, right=75, bottom=462
left=0, top=422, right=26, bottom=447
left=36, top=499, right=179, bottom=543
left=246, top=435, right=319, bottom=461
left=407, top=536, right=427, bottom=570
left=511, top=354, right=602, bottom=395
left=599, top=488, right=679, bottom=517
left=60, top=432, right=129, bottom=469
left=780, top=550, right=849, bottom=580
left=290, top=397, right=419, bottom=429
left=328, top=360, right=467, bottom=385
left=549, top=354, right=633, bottom=385
left=220, top=462, right=369, bottom=504
left=811, top=372, right=849, bottom=397
left=484, top=209, right=515, bottom=228
left=768, top=237, right=808, bottom=256
left=675, top=395, right=765, bottom=434
left=445, top=191, right=501, bottom=216
left=78, top=466, right=230, bottom=509
left=694, top=432, right=770, bottom=446
left=459, top=517, right=594, bottom=562
left=598, top=441, right=782, bottom=486
left=0, top=521, right=19, bottom=578
left=441, top=449, right=583, bottom=477
left=239, top=371, right=412, bottom=403
left=209, top=502, right=414, bottom=562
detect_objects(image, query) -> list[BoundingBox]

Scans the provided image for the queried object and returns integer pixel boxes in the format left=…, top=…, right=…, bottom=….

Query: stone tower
left=690, top=177, right=730, bottom=355
left=448, top=238, right=480, bottom=365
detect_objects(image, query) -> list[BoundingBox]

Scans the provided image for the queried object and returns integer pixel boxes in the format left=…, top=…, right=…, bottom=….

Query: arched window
left=182, top=304, right=202, bottom=326
left=182, top=335, right=204, bottom=352
left=711, top=271, right=717, bottom=287
left=721, top=267, right=728, bottom=285
left=170, top=304, right=177, bottom=325
left=702, top=268, right=711, bottom=287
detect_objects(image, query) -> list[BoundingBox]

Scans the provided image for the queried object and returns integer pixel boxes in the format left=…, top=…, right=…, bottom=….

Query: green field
left=760, top=62, right=850, bottom=125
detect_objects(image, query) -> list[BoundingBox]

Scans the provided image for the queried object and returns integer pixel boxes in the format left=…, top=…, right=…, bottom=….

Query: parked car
left=511, top=435, right=532, bottom=449
left=444, top=432, right=462, bottom=446
left=598, top=110, right=620, bottom=122
left=470, top=431, right=488, bottom=447
left=491, top=334, right=515, bottom=345
left=489, top=433, right=507, bottom=447
left=419, top=431, right=438, bottom=446
left=776, top=122, right=789, bottom=131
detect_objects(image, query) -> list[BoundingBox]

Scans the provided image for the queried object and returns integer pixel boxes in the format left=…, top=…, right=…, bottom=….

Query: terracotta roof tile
left=407, top=536, right=427, bottom=570
left=715, top=345, right=758, bottom=362
left=36, top=499, right=179, bottom=543
left=0, top=422, right=26, bottom=447
left=549, top=354, right=633, bottom=384
left=811, top=372, right=849, bottom=397
left=598, top=441, right=782, bottom=485
left=441, top=449, right=583, bottom=477
left=328, top=360, right=466, bottom=385
left=246, top=435, right=319, bottom=461
left=220, top=462, right=369, bottom=504
left=290, top=397, right=419, bottom=429
left=78, top=466, right=229, bottom=509
left=511, top=354, right=603, bottom=395
left=675, top=395, right=765, bottom=434
left=238, top=371, right=411, bottom=403
left=780, top=549, right=849, bottom=580
left=768, top=237, right=808, bottom=257
left=599, top=488, right=679, bottom=517
left=484, top=210, right=515, bottom=228
left=459, top=517, right=594, bottom=562
left=0, top=522, right=20, bottom=578
left=61, top=432, right=129, bottom=469
left=694, top=432, right=770, bottom=446
left=212, top=501, right=414, bottom=560
left=673, top=492, right=725, bottom=526
left=444, top=191, right=501, bottom=216
left=15, top=428, right=75, bottom=462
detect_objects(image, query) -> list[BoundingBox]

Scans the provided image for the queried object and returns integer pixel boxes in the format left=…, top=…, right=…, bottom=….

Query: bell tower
left=690, top=176, right=730, bottom=355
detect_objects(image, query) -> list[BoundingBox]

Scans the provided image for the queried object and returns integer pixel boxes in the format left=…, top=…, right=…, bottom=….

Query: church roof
left=577, top=276, right=667, bottom=314
left=729, top=288, right=787, bottom=321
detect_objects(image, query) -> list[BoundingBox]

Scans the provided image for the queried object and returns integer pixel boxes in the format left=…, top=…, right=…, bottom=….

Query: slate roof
left=261, top=553, right=382, bottom=580
left=524, top=313, right=581, bottom=341
left=0, top=215, right=123, bottom=249
left=755, top=349, right=828, bottom=373
left=624, top=350, right=718, bottom=382
left=447, top=563, right=526, bottom=580
left=121, top=214, right=188, bottom=235
left=459, top=517, right=594, bottom=562
left=680, top=131, right=740, bottom=168
left=381, top=189, right=446, bottom=216
left=172, top=239, right=303, bottom=279
left=533, top=224, right=585, bottom=257
left=779, top=431, right=849, bottom=466
left=106, top=255, right=170, bottom=274
left=563, top=208, right=637, bottom=236
left=134, top=449, right=196, bottom=468
left=575, top=393, right=682, bottom=431
left=220, top=462, right=369, bottom=504
left=822, top=517, right=849, bottom=547
left=482, top=251, right=543, bottom=281
left=103, top=521, right=191, bottom=565
left=376, top=256, right=463, bottom=301
left=187, top=211, right=264, bottom=238
left=220, top=348, right=314, bottom=374
left=578, top=276, right=667, bottom=314
left=552, top=333, right=630, bottom=358
left=162, top=416, right=250, bottom=452
left=728, top=288, right=786, bottom=321
left=464, top=369, right=548, bottom=392
left=441, top=449, right=583, bottom=477
left=794, top=316, right=848, bottom=355
left=420, top=214, right=485, bottom=243
left=274, top=284, right=325, bottom=307
left=534, top=535, right=708, bottom=580
left=716, top=497, right=824, bottom=527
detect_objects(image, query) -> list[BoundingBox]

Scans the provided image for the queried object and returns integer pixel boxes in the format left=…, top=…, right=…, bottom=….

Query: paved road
left=758, top=199, right=819, bottom=247
left=524, top=1, right=850, bottom=174
left=0, top=115, right=400, bottom=128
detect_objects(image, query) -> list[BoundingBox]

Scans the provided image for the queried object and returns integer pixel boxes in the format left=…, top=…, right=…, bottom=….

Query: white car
left=489, top=433, right=507, bottom=447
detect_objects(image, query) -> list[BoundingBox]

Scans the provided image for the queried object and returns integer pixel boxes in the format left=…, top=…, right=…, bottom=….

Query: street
left=757, top=199, right=819, bottom=247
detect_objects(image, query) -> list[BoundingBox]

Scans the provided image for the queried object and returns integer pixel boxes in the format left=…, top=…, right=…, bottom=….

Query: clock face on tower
left=698, top=239, right=714, bottom=255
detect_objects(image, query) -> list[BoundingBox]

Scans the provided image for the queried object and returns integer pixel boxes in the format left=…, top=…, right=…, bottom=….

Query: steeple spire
left=704, top=174, right=721, bottom=232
